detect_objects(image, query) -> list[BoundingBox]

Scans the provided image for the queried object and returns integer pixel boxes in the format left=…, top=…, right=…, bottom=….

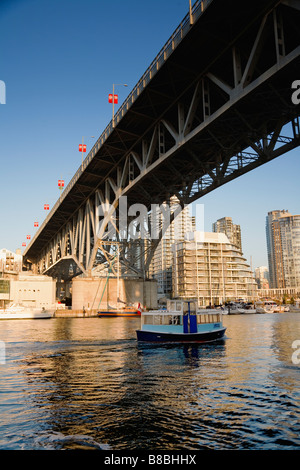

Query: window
left=0, top=280, right=9, bottom=294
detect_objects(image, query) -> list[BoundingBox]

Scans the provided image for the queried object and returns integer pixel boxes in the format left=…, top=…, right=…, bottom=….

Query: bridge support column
left=71, top=276, right=157, bottom=311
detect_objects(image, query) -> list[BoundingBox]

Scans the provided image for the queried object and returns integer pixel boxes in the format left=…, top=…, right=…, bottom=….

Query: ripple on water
left=0, top=315, right=300, bottom=450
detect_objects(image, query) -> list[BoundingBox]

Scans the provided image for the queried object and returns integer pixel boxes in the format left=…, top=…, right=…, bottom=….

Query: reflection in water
left=0, top=314, right=299, bottom=450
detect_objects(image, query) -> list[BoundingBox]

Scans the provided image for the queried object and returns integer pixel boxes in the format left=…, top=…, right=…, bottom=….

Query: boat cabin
left=141, top=300, right=223, bottom=335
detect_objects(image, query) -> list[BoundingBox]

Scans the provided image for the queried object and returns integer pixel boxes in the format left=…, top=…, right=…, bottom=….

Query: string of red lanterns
left=22, top=176, right=65, bottom=249
left=21, top=85, right=127, bottom=251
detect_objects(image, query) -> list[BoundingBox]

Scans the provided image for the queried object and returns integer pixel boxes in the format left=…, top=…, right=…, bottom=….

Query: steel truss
left=27, top=0, right=300, bottom=280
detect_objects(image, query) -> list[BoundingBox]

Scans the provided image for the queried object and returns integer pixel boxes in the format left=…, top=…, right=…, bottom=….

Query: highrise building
left=265, top=209, right=298, bottom=288
left=212, top=217, right=242, bottom=251
left=277, top=213, right=300, bottom=288
left=266, top=210, right=290, bottom=288
left=149, top=196, right=195, bottom=296
left=255, top=266, right=269, bottom=289
left=172, top=231, right=257, bottom=306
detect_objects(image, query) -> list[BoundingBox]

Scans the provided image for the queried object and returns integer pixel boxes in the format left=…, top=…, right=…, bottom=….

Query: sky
left=0, top=0, right=299, bottom=271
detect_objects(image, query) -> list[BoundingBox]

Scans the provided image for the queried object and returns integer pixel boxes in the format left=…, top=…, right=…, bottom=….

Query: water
left=0, top=313, right=299, bottom=450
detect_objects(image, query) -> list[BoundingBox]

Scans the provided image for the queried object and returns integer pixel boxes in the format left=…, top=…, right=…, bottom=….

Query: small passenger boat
left=136, top=300, right=226, bottom=343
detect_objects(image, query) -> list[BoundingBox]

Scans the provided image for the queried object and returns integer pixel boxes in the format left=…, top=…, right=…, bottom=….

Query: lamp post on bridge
left=109, top=83, right=128, bottom=128
left=189, top=0, right=194, bottom=25
left=79, top=136, right=95, bottom=171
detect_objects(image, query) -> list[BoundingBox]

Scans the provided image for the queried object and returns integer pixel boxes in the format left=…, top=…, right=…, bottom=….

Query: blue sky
left=0, top=0, right=299, bottom=270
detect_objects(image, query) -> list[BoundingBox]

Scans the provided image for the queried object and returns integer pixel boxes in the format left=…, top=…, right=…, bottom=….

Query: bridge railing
left=24, top=0, right=212, bottom=255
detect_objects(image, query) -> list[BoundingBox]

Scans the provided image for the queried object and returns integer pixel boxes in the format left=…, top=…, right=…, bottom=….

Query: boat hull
left=0, top=312, right=53, bottom=320
left=289, top=307, right=300, bottom=313
left=98, top=310, right=140, bottom=318
left=136, top=327, right=226, bottom=343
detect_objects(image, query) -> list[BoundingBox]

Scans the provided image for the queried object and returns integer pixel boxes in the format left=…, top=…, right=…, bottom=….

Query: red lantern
left=22, top=242, right=26, bottom=247
left=34, top=222, right=39, bottom=227
left=108, top=93, right=118, bottom=104
left=79, top=144, right=86, bottom=152
left=44, top=204, right=49, bottom=210
left=26, top=235, right=31, bottom=240
left=58, top=179, right=64, bottom=188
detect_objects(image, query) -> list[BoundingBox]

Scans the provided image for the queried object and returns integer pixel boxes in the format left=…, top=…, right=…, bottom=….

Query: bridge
left=23, top=0, right=300, bottom=283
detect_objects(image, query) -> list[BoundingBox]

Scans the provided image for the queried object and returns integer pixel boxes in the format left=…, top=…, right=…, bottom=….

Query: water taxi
left=136, top=300, right=226, bottom=343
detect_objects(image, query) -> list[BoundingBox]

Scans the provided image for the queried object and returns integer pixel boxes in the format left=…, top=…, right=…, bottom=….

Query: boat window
left=153, top=315, right=163, bottom=325
left=197, top=313, right=221, bottom=324
left=189, top=302, right=196, bottom=314
left=144, top=315, right=154, bottom=325
left=169, top=315, right=180, bottom=325
left=183, top=302, right=189, bottom=314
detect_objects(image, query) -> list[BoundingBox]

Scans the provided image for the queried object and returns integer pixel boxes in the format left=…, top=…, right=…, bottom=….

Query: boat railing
left=197, top=313, right=221, bottom=324
left=142, top=312, right=222, bottom=326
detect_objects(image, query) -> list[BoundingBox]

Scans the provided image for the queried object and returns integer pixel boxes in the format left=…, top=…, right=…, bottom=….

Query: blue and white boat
left=136, top=300, right=226, bottom=343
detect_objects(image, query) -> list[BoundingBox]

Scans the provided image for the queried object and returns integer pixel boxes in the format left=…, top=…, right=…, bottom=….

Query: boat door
left=183, top=301, right=198, bottom=334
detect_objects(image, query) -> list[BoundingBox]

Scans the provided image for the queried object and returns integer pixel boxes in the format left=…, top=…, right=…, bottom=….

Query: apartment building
left=212, top=216, right=242, bottom=251
left=266, top=210, right=300, bottom=288
left=0, top=248, right=22, bottom=273
left=172, top=231, right=257, bottom=306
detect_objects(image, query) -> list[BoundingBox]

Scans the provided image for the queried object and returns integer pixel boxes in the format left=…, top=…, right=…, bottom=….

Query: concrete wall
left=71, top=277, right=157, bottom=310
left=8, top=273, right=56, bottom=308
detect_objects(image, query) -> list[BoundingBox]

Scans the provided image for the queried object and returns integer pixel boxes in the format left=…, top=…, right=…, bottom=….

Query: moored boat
left=97, top=303, right=142, bottom=318
left=136, top=300, right=226, bottom=343
left=290, top=302, right=300, bottom=313
left=0, top=303, right=54, bottom=319
left=255, top=300, right=277, bottom=313
left=226, top=303, right=245, bottom=315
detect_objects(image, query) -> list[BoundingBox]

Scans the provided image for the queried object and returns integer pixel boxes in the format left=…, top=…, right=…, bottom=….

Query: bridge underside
left=23, top=0, right=300, bottom=280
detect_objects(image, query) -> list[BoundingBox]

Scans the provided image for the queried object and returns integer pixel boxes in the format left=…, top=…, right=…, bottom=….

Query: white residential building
left=172, top=231, right=257, bottom=306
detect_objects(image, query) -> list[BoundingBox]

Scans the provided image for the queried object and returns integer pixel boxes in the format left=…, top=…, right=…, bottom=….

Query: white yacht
left=0, top=303, right=54, bottom=319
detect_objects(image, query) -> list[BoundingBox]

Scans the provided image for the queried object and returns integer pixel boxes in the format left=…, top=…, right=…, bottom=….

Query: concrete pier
left=71, top=277, right=157, bottom=312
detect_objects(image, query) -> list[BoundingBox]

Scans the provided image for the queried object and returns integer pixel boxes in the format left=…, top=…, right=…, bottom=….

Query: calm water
left=0, top=313, right=299, bottom=450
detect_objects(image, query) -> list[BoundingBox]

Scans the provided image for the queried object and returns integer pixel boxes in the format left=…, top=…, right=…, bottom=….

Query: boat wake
left=31, top=430, right=110, bottom=450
